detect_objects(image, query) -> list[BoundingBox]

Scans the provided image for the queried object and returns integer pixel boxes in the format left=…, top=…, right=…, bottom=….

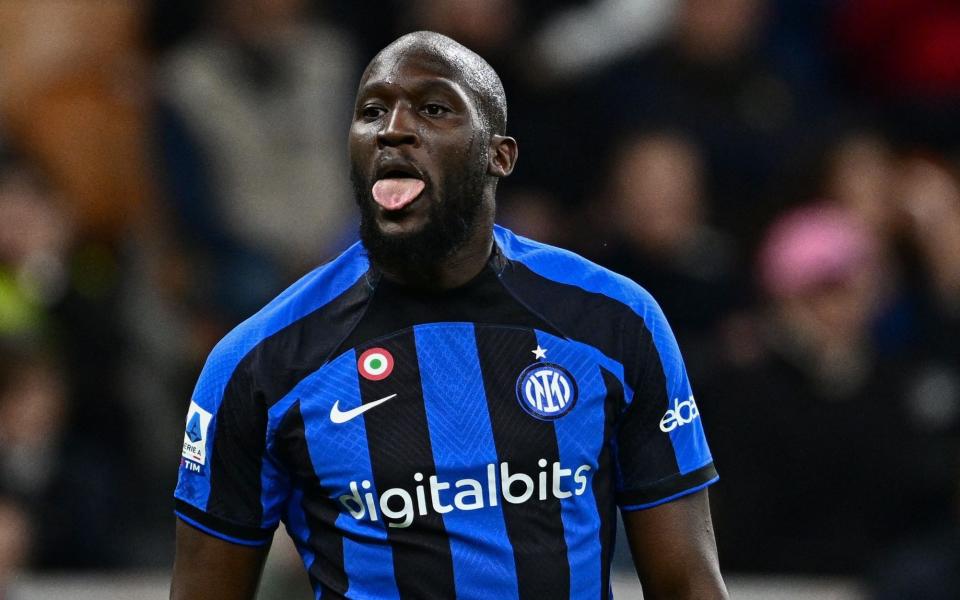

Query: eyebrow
left=358, top=77, right=469, bottom=103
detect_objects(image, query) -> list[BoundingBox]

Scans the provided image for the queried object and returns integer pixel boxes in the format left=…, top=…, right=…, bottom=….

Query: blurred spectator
left=0, top=498, right=31, bottom=597
left=592, top=0, right=826, bottom=243
left=401, top=0, right=520, bottom=59
left=496, top=188, right=571, bottom=249
left=0, top=0, right=152, bottom=244
left=0, top=162, right=72, bottom=337
left=0, top=152, right=141, bottom=569
left=526, top=0, right=677, bottom=85
left=594, top=131, right=744, bottom=379
left=155, top=0, right=359, bottom=321
left=703, top=204, right=960, bottom=574
left=822, top=133, right=960, bottom=353
left=0, top=348, right=66, bottom=501
left=824, top=132, right=898, bottom=238
left=403, top=0, right=677, bottom=87
left=894, top=156, right=960, bottom=316
left=833, top=0, right=960, bottom=151
left=0, top=342, right=128, bottom=570
left=0, top=7, right=154, bottom=564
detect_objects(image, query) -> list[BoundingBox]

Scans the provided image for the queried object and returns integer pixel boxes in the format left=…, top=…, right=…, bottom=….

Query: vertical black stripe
left=596, top=368, right=623, bottom=600
left=499, top=261, right=649, bottom=393
left=616, top=336, right=681, bottom=491
left=357, top=330, right=456, bottom=599
left=208, top=366, right=267, bottom=526
left=274, top=403, right=348, bottom=599
left=474, top=325, right=570, bottom=599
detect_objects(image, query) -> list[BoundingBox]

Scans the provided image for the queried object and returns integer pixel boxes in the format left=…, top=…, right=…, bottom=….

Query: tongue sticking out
left=372, top=178, right=425, bottom=211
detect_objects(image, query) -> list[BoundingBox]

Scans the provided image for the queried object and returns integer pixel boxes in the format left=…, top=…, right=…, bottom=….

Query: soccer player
left=170, top=31, right=727, bottom=600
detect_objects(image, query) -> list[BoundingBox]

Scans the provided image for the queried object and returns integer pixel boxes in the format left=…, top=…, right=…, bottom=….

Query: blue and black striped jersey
left=175, top=225, right=717, bottom=599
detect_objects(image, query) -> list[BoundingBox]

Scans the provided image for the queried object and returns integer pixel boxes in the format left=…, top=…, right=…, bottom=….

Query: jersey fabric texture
left=174, top=225, right=717, bottom=600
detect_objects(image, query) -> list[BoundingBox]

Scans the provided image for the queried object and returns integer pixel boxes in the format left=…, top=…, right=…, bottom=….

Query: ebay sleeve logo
left=659, top=395, right=700, bottom=433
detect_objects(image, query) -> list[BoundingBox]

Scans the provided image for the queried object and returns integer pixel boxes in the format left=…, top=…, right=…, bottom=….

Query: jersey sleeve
left=174, top=344, right=290, bottom=546
left=613, top=297, right=717, bottom=511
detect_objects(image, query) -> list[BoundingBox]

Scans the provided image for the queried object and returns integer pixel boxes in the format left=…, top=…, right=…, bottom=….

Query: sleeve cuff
left=617, top=462, right=718, bottom=511
left=175, top=499, right=275, bottom=547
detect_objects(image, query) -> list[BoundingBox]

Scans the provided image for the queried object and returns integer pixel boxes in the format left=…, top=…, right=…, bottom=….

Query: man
left=170, top=31, right=727, bottom=599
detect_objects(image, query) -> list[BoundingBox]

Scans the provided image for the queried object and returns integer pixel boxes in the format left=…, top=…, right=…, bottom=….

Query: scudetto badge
left=515, top=362, right=578, bottom=420
left=358, top=347, right=395, bottom=381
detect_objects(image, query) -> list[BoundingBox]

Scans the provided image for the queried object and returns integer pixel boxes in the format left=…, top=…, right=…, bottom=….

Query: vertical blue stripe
left=644, top=308, right=712, bottom=474
left=175, top=243, right=369, bottom=512
left=264, top=395, right=304, bottom=533
left=293, top=351, right=400, bottom=600
left=259, top=452, right=291, bottom=529
left=494, top=225, right=711, bottom=474
left=415, top=323, right=520, bottom=600
left=535, top=331, right=604, bottom=600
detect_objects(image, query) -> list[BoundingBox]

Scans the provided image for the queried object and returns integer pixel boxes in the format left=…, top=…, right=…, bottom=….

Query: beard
left=352, top=137, right=488, bottom=278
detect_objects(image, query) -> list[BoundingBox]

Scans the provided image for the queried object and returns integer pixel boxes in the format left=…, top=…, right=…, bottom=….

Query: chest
left=272, top=323, right=617, bottom=506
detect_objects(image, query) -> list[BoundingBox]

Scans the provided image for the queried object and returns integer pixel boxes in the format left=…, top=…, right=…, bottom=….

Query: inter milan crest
left=515, top=361, right=578, bottom=420
left=358, top=347, right=395, bottom=381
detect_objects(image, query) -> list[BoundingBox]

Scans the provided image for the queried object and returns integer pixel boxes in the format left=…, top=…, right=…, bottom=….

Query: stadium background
left=1, top=0, right=959, bottom=597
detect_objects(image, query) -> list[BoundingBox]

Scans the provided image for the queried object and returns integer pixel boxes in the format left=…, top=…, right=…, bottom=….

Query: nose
left=377, top=105, right=419, bottom=148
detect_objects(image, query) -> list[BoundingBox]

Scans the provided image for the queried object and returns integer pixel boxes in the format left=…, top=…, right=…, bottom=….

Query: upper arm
left=622, top=489, right=727, bottom=599
left=613, top=293, right=717, bottom=510
left=611, top=291, right=725, bottom=597
left=171, top=518, right=271, bottom=600
left=174, top=341, right=292, bottom=539
left=172, top=343, right=293, bottom=592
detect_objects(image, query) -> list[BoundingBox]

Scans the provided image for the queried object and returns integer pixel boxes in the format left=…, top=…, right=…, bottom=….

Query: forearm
left=623, top=489, right=728, bottom=599
left=170, top=518, right=270, bottom=600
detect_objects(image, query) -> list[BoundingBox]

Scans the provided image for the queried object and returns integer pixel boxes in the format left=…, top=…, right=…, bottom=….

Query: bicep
left=622, top=489, right=727, bottom=600
left=171, top=518, right=271, bottom=600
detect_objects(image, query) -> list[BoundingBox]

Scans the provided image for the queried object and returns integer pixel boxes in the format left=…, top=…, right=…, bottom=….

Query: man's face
left=349, top=49, right=490, bottom=269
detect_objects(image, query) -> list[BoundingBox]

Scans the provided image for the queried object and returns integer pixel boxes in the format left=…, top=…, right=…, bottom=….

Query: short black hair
left=366, top=31, right=507, bottom=136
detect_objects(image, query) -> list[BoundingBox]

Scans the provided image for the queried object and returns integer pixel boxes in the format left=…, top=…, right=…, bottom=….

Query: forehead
left=359, top=46, right=475, bottom=99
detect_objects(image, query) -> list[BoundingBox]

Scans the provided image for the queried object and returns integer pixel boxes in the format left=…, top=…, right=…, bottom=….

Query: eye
left=360, top=104, right=386, bottom=120
left=422, top=103, right=451, bottom=117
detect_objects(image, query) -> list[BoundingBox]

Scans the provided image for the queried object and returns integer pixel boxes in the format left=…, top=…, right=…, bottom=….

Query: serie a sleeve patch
left=182, top=400, right=214, bottom=473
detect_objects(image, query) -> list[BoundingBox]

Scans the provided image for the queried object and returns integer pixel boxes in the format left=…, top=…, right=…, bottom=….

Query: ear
left=487, top=135, right=518, bottom=178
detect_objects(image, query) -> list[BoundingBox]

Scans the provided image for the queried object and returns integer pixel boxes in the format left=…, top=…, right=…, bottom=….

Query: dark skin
left=171, top=36, right=727, bottom=600
left=170, top=519, right=269, bottom=599
left=350, top=45, right=517, bottom=290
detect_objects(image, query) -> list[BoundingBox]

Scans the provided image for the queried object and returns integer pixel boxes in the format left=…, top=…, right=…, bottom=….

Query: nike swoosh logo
left=330, top=394, right=398, bottom=424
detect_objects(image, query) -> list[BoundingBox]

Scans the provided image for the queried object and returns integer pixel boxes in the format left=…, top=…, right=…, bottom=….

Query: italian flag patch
left=358, top=347, right=394, bottom=381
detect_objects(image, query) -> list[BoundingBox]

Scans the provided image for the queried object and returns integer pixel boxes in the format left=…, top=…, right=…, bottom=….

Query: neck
left=377, top=213, right=496, bottom=291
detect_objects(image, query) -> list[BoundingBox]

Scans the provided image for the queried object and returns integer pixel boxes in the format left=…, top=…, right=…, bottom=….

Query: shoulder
left=494, top=225, right=662, bottom=321
left=195, top=243, right=371, bottom=401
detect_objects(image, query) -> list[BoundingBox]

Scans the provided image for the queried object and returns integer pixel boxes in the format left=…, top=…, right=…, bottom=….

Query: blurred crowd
left=1, top=0, right=959, bottom=597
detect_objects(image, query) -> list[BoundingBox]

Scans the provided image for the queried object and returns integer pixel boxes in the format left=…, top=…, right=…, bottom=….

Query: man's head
left=348, top=31, right=517, bottom=279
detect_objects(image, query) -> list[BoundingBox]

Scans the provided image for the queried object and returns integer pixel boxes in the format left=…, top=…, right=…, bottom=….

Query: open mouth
left=372, top=166, right=426, bottom=211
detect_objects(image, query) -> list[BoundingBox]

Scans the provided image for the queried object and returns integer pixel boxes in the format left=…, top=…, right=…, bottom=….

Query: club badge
left=515, top=362, right=578, bottom=420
